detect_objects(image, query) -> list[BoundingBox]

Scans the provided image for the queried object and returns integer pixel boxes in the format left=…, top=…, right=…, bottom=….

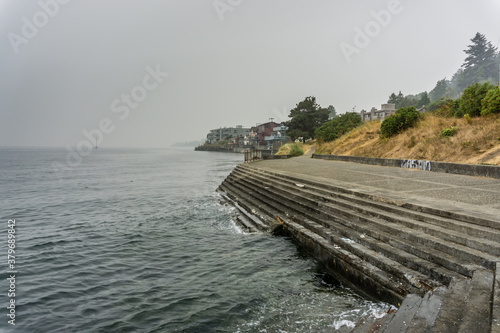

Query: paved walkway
left=253, top=155, right=500, bottom=223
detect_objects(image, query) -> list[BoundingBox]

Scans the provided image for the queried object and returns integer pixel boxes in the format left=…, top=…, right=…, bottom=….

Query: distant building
left=205, top=125, right=251, bottom=144
left=247, top=126, right=259, bottom=147
left=360, top=104, right=396, bottom=122
left=256, top=121, right=280, bottom=145
left=264, top=125, right=290, bottom=147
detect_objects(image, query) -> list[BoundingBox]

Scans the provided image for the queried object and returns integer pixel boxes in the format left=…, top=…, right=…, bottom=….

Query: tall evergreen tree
left=328, top=105, right=337, bottom=119
left=429, top=78, right=449, bottom=102
left=463, top=33, right=497, bottom=70
left=461, top=32, right=498, bottom=86
left=388, top=93, right=398, bottom=104
left=286, top=96, right=329, bottom=140
left=416, top=92, right=430, bottom=108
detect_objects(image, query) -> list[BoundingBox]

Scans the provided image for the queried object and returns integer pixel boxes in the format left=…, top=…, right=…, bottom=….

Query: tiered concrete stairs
left=218, top=163, right=500, bottom=332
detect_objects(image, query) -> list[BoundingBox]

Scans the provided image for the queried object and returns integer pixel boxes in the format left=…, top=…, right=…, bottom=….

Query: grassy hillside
left=276, top=142, right=316, bottom=156
left=316, top=113, right=500, bottom=165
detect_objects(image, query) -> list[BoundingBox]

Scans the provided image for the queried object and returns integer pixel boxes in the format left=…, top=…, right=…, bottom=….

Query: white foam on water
left=333, top=319, right=356, bottom=330
left=331, top=301, right=391, bottom=330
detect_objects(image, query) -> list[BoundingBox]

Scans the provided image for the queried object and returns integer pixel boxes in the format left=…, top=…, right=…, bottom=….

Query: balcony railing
left=265, top=135, right=289, bottom=141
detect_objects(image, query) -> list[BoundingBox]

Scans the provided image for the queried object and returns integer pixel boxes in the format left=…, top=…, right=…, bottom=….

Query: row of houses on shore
left=203, top=104, right=426, bottom=148
left=204, top=120, right=290, bottom=149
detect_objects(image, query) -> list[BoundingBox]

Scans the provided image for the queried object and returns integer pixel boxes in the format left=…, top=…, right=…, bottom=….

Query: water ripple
left=0, top=148, right=389, bottom=332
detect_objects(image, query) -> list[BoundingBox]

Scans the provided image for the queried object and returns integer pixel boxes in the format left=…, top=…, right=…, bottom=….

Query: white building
left=360, top=104, right=396, bottom=122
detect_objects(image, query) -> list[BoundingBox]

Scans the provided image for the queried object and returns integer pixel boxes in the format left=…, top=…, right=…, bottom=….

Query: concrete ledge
left=312, top=154, right=500, bottom=179
left=263, top=155, right=290, bottom=160
left=194, top=146, right=235, bottom=153
left=492, top=262, right=500, bottom=333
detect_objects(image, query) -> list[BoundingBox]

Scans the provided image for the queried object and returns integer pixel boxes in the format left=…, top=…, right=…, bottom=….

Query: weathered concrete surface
left=313, top=154, right=500, bottom=179
left=492, top=263, right=500, bottom=333
left=258, top=155, right=500, bottom=223
left=218, top=152, right=500, bottom=332
left=263, top=154, right=290, bottom=160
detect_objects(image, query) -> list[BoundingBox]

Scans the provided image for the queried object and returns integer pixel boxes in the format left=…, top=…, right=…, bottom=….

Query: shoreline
left=218, top=155, right=500, bottom=332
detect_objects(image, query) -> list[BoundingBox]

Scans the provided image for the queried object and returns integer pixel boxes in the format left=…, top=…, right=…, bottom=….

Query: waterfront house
left=205, top=125, right=251, bottom=144
left=360, top=104, right=396, bottom=122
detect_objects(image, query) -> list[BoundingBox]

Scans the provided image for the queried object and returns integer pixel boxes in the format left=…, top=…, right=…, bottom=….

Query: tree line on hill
left=284, top=32, right=499, bottom=143
left=386, top=32, right=499, bottom=110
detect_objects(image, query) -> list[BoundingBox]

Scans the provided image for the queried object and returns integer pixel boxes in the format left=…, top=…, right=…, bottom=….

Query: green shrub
left=481, top=86, right=500, bottom=116
left=464, top=114, right=471, bottom=124
left=458, top=82, right=496, bottom=117
left=315, top=112, right=362, bottom=142
left=380, top=107, right=420, bottom=138
left=288, top=143, right=304, bottom=157
left=442, top=126, right=458, bottom=137
left=428, top=98, right=450, bottom=112
left=428, top=98, right=459, bottom=117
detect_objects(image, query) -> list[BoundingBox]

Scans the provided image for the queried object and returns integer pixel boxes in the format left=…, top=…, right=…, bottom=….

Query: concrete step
left=403, top=269, right=493, bottom=332
left=376, top=294, right=423, bottom=332
left=229, top=171, right=488, bottom=277
left=228, top=173, right=468, bottom=285
left=219, top=192, right=260, bottom=233
left=239, top=164, right=500, bottom=231
left=218, top=182, right=276, bottom=230
left=431, top=277, right=471, bottom=332
left=222, top=164, right=498, bottom=332
left=233, top=167, right=499, bottom=267
left=224, top=176, right=431, bottom=299
left=246, top=169, right=500, bottom=256
left=457, top=269, right=494, bottom=333
left=223, top=175, right=410, bottom=304
left=404, top=287, right=448, bottom=332
left=237, top=165, right=500, bottom=248
left=275, top=213, right=406, bottom=305
left=225, top=174, right=446, bottom=297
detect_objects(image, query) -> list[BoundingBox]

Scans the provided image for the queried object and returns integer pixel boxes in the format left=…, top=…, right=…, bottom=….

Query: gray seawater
left=0, top=148, right=389, bottom=332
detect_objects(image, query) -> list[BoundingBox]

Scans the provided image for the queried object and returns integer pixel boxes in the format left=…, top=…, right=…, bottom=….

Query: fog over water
left=1, top=1, right=499, bottom=147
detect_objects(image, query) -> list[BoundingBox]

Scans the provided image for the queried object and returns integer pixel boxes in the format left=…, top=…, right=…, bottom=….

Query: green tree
left=481, top=86, right=500, bottom=116
left=458, top=82, right=496, bottom=117
left=328, top=105, right=337, bottom=119
left=429, top=78, right=449, bottom=102
left=388, top=91, right=405, bottom=108
left=388, top=92, right=398, bottom=104
left=285, top=96, right=329, bottom=140
left=416, top=92, right=430, bottom=108
left=388, top=91, right=429, bottom=109
left=380, top=107, right=420, bottom=138
left=315, top=112, right=362, bottom=142
left=461, top=32, right=499, bottom=87
left=463, top=33, right=498, bottom=72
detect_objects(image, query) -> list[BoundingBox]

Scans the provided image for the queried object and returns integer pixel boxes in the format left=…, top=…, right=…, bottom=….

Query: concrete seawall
left=194, top=146, right=280, bottom=156
left=313, top=154, right=500, bottom=179
left=218, top=155, right=500, bottom=332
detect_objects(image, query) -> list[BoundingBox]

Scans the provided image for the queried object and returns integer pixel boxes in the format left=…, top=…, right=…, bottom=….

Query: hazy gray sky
left=1, top=0, right=499, bottom=147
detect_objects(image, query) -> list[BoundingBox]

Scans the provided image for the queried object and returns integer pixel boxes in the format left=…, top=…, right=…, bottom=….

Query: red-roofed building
left=256, top=121, right=280, bottom=145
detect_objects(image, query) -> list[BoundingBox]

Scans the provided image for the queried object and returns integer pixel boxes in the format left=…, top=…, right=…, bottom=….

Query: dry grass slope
left=316, top=114, right=500, bottom=165
left=276, top=142, right=316, bottom=156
